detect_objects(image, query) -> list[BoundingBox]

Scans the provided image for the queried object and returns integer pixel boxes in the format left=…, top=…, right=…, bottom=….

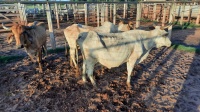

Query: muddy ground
left=0, top=27, right=200, bottom=112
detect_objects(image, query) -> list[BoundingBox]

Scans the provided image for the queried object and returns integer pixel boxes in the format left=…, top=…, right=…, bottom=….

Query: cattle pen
left=0, top=1, right=200, bottom=49
left=2, top=1, right=200, bottom=112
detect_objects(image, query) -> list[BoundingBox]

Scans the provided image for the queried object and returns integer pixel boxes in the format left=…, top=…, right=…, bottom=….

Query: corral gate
left=0, top=3, right=26, bottom=32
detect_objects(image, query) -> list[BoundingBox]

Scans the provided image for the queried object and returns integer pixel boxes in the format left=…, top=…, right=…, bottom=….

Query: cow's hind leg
left=43, top=42, right=47, bottom=56
left=86, top=59, right=96, bottom=87
left=37, top=48, right=43, bottom=73
left=70, top=48, right=77, bottom=67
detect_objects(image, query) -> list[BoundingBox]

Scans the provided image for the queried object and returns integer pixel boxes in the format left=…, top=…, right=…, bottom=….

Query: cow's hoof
left=127, top=83, right=132, bottom=89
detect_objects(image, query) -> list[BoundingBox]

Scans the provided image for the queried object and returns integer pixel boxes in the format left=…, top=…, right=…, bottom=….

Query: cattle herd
left=2, top=19, right=172, bottom=88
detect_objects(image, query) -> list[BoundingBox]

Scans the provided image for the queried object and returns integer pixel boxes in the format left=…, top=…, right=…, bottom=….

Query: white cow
left=64, top=21, right=118, bottom=69
left=77, top=26, right=172, bottom=88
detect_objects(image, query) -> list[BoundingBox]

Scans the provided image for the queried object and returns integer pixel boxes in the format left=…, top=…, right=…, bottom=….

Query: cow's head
left=127, top=21, right=135, bottom=30
left=2, top=22, right=33, bottom=49
left=152, top=26, right=172, bottom=48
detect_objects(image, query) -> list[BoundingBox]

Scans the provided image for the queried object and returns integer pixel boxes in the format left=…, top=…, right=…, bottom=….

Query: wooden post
left=46, top=2, right=56, bottom=49
left=55, top=3, right=60, bottom=29
left=180, top=3, right=185, bottom=25
left=168, top=3, right=175, bottom=39
left=196, top=6, right=200, bottom=25
left=162, top=4, right=166, bottom=27
left=97, top=4, right=100, bottom=27
left=105, top=3, right=108, bottom=21
left=110, top=4, right=112, bottom=21
left=18, top=3, right=27, bottom=25
left=72, top=4, right=76, bottom=22
left=153, top=3, right=157, bottom=21
left=136, top=3, right=142, bottom=28
left=84, top=3, right=88, bottom=25
left=18, top=3, right=23, bottom=23
left=101, top=4, right=105, bottom=25
left=187, top=5, right=192, bottom=22
left=22, top=4, right=27, bottom=25
left=123, top=3, right=127, bottom=18
left=113, top=4, right=116, bottom=25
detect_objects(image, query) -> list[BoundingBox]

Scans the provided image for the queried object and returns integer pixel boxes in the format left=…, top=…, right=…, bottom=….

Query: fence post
left=187, top=5, right=192, bottom=23
left=162, top=3, right=166, bottom=26
left=18, top=3, right=27, bottom=25
left=153, top=3, right=157, bottom=21
left=84, top=3, right=88, bottom=25
left=55, top=3, right=60, bottom=29
left=196, top=6, right=200, bottom=25
left=123, top=3, right=127, bottom=18
left=18, top=3, right=24, bottom=23
left=180, top=2, right=185, bottom=25
left=110, top=4, right=112, bottom=21
left=105, top=3, right=109, bottom=21
left=46, top=1, right=56, bottom=49
left=113, top=4, right=116, bottom=25
left=168, top=3, right=175, bottom=39
left=101, top=4, right=105, bottom=25
left=97, top=4, right=100, bottom=27
left=136, top=2, right=141, bottom=28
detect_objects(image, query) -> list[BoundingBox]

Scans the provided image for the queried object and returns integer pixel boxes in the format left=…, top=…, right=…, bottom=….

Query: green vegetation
left=0, top=47, right=66, bottom=65
left=0, top=55, right=24, bottom=64
left=171, top=44, right=200, bottom=54
left=47, top=47, right=66, bottom=54
left=172, top=22, right=200, bottom=30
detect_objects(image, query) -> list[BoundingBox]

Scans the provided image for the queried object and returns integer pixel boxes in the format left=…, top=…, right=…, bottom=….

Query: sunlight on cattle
left=77, top=25, right=172, bottom=88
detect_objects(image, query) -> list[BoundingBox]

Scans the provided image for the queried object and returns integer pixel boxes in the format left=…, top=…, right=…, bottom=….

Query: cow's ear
left=7, top=33, right=14, bottom=44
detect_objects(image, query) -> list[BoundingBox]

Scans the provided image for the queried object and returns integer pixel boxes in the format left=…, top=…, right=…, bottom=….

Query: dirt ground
left=0, top=26, right=200, bottom=112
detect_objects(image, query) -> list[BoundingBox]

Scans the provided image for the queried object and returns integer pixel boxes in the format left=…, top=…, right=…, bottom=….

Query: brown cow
left=2, top=21, right=47, bottom=73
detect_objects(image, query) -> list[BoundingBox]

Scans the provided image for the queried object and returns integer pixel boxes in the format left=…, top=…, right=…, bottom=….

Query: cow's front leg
left=37, top=49, right=43, bottom=73
left=27, top=53, right=36, bottom=63
left=82, top=60, right=87, bottom=83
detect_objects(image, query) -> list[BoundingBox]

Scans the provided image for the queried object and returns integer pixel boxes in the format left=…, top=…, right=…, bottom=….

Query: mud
left=0, top=27, right=200, bottom=111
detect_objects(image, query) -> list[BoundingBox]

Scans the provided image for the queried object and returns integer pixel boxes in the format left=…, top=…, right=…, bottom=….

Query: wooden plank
left=0, top=9, right=18, bottom=12
left=3, top=13, right=20, bottom=17
left=0, top=18, right=20, bottom=23
left=46, top=2, right=56, bottom=49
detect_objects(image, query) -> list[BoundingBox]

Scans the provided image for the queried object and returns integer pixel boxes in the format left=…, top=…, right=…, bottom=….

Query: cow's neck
left=139, top=31, right=157, bottom=50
